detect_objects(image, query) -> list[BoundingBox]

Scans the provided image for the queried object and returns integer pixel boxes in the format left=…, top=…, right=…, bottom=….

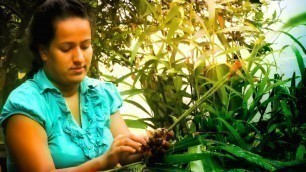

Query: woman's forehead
left=53, top=17, right=91, bottom=42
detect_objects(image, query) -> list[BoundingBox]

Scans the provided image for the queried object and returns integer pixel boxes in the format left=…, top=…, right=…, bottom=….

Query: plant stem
left=168, top=75, right=230, bottom=131
left=167, top=60, right=242, bottom=131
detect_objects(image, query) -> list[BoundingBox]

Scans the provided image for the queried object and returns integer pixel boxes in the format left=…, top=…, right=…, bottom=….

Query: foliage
left=0, top=0, right=43, bottom=111
left=99, top=0, right=306, bottom=171
left=1, top=0, right=306, bottom=171
left=282, top=11, right=306, bottom=29
left=0, top=0, right=138, bottom=108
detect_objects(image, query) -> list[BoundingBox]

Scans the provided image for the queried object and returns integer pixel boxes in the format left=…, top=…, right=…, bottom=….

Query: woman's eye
left=60, top=47, right=71, bottom=52
left=81, top=45, right=90, bottom=50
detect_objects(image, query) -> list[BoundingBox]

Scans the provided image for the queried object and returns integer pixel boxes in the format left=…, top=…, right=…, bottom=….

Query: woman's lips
left=70, top=66, right=85, bottom=74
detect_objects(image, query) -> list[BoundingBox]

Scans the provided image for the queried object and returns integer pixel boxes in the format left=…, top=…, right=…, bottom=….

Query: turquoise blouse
left=0, top=69, right=123, bottom=171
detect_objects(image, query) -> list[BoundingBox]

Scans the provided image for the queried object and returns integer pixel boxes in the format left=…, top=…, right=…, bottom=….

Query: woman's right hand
left=103, top=134, right=145, bottom=168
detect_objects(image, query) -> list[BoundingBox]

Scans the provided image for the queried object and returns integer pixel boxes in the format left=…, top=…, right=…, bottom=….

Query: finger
left=113, top=134, right=145, bottom=152
left=112, top=134, right=127, bottom=146
left=120, top=138, right=143, bottom=151
left=129, top=134, right=147, bottom=146
left=113, top=145, right=137, bottom=154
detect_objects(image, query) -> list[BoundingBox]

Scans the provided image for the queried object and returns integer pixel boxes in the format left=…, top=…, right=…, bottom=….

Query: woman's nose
left=72, top=47, right=84, bottom=62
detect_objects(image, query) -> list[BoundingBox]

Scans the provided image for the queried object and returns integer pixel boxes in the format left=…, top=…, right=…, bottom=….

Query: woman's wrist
left=119, top=153, right=144, bottom=166
left=98, top=151, right=119, bottom=170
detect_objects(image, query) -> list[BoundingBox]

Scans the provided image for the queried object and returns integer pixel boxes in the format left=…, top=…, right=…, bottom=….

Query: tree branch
left=0, top=1, right=23, bottom=18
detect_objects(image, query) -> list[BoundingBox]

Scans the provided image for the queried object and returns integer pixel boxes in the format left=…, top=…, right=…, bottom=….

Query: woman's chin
left=68, top=74, right=86, bottom=84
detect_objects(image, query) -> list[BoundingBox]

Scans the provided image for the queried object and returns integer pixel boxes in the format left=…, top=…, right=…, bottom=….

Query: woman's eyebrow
left=81, top=39, right=92, bottom=43
left=58, top=39, right=91, bottom=45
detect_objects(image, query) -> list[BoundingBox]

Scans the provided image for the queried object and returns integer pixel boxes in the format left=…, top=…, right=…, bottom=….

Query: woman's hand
left=105, top=134, right=147, bottom=167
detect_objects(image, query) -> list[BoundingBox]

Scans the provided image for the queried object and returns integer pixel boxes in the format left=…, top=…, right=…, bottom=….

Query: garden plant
left=0, top=0, right=306, bottom=171
left=99, top=0, right=306, bottom=171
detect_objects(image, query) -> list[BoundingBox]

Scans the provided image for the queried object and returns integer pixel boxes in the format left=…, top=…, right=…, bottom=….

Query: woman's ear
left=38, top=45, right=48, bottom=61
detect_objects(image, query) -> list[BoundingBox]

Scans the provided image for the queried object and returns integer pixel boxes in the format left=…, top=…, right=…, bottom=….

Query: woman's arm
left=4, top=115, right=129, bottom=172
left=5, top=115, right=56, bottom=171
left=110, top=111, right=132, bottom=137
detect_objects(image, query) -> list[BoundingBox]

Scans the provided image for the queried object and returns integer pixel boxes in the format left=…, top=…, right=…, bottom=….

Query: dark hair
left=28, top=0, right=94, bottom=78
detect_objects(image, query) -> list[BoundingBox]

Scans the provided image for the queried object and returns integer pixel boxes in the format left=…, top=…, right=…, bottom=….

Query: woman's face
left=42, top=17, right=92, bottom=86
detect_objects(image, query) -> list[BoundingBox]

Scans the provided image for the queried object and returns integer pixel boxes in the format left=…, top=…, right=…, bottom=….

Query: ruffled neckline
left=53, top=83, right=110, bottom=159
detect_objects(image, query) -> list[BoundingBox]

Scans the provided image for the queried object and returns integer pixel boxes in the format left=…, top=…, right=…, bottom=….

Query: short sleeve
left=102, top=82, right=123, bottom=114
left=0, top=84, right=46, bottom=128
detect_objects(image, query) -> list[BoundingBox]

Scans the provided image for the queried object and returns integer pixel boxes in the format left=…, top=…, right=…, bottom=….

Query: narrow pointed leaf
left=124, top=99, right=151, bottom=116
left=280, top=31, right=306, bottom=55
left=282, top=12, right=306, bottom=28
left=217, top=118, right=248, bottom=149
left=124, top=119, right=147, bottom=129
left=296, top=145, right=305, bottom=160
left=292, top=46, right=306, bottom=78
left=217, top=144, right=288, bottom=171
left=168, top=136, right=201, bottom=153
left=163, top=153, right=225, bottom=165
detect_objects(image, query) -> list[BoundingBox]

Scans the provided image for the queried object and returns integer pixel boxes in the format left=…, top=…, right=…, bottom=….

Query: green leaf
left=217, top=118, right=248, bottom=149
left=173, top=76, right=183, bottom=91
left=296, top=145, right=305, bottom=160
left=201, top=155, right=223, bottom=172
left=188, top=146, right=204, bottom=172
left=282, top=12, right=306, bottom=28
left=103, top=162, right=145, bottom=172
left=217, top=26, right=260, bottom=33
left=280, top=31, right=306, bottom=55
left=114, top=71, right=138, bottom=84
left=130, top=36, right=144, bottom=63
left=217, top=144, right=297, bottom=171
left=255, top=11, right=263, bottom=21
left=268, top=124, right=277, bottom=134
left=250, top=0, right=262, bottom=4
left=280, top=100, right=292, bottom=122
left=292, top=46, right=306, bottom=79
left=137, top=0, right=154, bottom=17
left=216, top=46, right=249, bottom=57
left=194, top=58, right=206, bottom=76
left=120, top=89, right=144, bottom=96
left=207, top=0, right=215, bottom=32
left=124, top=99, right=151, bottom=116
left=164, top=5, right=180, bottom=24
left=167, top=17, right=181, bottom=41
left=245, top=36, right=265, bottom=62
left=200, top=103, right=218, bottom=115
left=163, top=153, right=222, bottom=165
left=145, top=164, right=187, bottom=172
left=188, top=145, right=224, bottom=172
left=142, top=0, right=157, bottom=19
left=124, top=119, right=147, bottom=129
left=272, top=10, right=277, bottom=20
left=264, top=79, right=291, bottom=94
left=169, top=136, right=201, bottom=154
left=275, top=159, right=306, bottom=171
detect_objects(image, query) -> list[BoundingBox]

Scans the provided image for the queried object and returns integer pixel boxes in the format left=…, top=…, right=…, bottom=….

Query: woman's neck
left=43, top=68, right=80, bottom=97
left=56, top=84, right=79, bottom=97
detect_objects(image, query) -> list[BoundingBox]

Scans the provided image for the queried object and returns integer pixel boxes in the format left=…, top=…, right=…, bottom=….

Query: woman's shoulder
left=11, top=79, right=40, bottom=97
left=1, top=79, right=47, bottom=127
left=9, top=79, right=42, bottom=99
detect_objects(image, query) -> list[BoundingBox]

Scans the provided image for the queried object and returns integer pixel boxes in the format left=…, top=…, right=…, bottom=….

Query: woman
left=0, top=0, right=146, bottom=171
